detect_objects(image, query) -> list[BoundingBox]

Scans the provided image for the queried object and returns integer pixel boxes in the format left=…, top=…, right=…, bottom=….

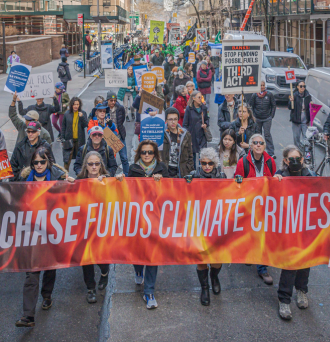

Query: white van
left=223, top=30, right=270, bottom=51
left=305, top=67, right=330, bottom=131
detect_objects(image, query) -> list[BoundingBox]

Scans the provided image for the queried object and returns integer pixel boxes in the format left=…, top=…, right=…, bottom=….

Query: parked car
left=305, top=67, right=330, bottom=131
left=262, top=51, right=308, bottom=101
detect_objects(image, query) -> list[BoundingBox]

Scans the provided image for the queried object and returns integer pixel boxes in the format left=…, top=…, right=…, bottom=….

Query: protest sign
left=196, top=28, right=207, bottom=43
left=4, top=62, right=31, bottom=94
left=133, top=65, right=148, bottom=89
left=169, top=27, right=181, bottom=44
left=141, top=71, right=157, bottom=93
left=18, top=72, right=54, bottom=100
left=174, top=47, right=183, bottom=56
left=214, top=81, right=222, bottom=94
left=310, top=104, right=322, bottom=126
left=211, top=48, right=222, bottom=57
left=149, top=20, right=165, bottom=44
left=101, top=44, right=113, bottom=69
left=151, top=66, right=165, bottom=84
left=0, top=150, right=14, bottom=180
left=103, top=127, right=124, bottom=154
left=285, top=69, right=296, bottom=84
left=221, top=39, right=263, bottom=95
left=105, top=69, right=128, bottom=87
left=188, top=52, right=196, bottom=64
left=139, top=89, right=164, bottom=113
left=1, top=177, right=330, bottom=272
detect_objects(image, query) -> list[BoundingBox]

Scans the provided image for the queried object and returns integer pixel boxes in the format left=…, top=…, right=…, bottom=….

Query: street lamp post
left=97, top=0, right=101, bottom=50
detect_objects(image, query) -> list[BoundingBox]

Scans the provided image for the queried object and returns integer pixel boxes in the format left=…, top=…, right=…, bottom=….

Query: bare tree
left=136, top=0, right=164, bottom=28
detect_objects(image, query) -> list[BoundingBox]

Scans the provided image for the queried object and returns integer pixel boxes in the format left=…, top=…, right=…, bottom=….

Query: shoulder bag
left=201, top=111, right=212, bottom=142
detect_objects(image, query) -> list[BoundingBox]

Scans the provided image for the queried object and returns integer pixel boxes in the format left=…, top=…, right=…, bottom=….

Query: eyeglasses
left=252, top=141, right=265, bottom=145
left=141, top=150, right=154, bottom=155
left=92, top=133, right=103, bottom=138
left=288, top=156, right=302, bottom=163
left=167, top=118, right=178, bottom=122
left=25, top=130, right=37, bottom=134
left=87, top=162, right=101, bottom=167
left=33, top=160, right=47, bottom=166
left=299, top=85, right=306, bottom=88
left=201, top=161, right=215, bottom=166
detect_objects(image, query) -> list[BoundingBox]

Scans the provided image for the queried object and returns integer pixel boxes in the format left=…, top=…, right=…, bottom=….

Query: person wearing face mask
left=250, top=80, right=276, bottom=159
left=6, top=50, right=20, bottom=74
left=288, top=81, right=312, bottom=148
left=274, top=145, right=316, bottom=320
left=173, top=67, right=190, bottom=102
left=218, top=94, right=239, bottom=137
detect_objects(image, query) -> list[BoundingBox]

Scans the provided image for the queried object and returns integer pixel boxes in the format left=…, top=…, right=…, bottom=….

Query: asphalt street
left=0, top=68, right=329, bottom=342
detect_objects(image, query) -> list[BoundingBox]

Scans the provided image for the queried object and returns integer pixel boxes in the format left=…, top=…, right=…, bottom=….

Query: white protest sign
left=214, top=81, right=222, bottom=94
left=105, top=69, right=128, bottom=87
left=196, top=28, right=207, bottom=43
left=18, top=72, right=55, bottom=99
left=101, top=44, right=113, bottom=69
left=221, top=39, right=263, bottom=95
left=211, top=48, right=221, bottom=57
left=169, top=27, right=181, bottom=44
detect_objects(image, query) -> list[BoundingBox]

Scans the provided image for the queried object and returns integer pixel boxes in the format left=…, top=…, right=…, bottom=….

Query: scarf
left=199, top=167, right=218, bottom=178
left=137, top=158, right=157, bottom=176
left=57, top=93, right=63, bottom=112
left=26, top=168, right=51, bottom=182
left=257, top=90, right=267, bottom=98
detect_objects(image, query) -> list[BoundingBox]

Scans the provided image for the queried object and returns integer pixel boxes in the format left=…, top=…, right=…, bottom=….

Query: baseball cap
left=155, top=49, right=159, bottom=53
left=24, top=110, right=39, bottom=121
left=26, top=121, right=41, bottom=131
left=106, top=90, right=117, bottom=100
left=89, top=126, right=104, bottom=136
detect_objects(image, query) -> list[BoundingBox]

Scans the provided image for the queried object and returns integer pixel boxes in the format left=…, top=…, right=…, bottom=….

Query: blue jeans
left=215, top=67, right=219, bottom=81
left=134, top=265, right=158, bottom=295
left=257, top=265, right=268, bottom=275
left=119, top=138, right=129, bottom=176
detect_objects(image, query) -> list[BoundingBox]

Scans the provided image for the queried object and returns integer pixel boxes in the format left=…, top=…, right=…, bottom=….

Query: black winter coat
left=151, top=54, right=165, bottom=66
left=61, top=110, right=88, bottom=164
left=10, top=136, right=55, bottom=181
left=164, top=61, right=175, bottom=81
left=108, top=102, right=126, bottom=140
left=288, top=90, right=312, bottom=124
left=18, top=99, right=59, bottom=142
left=73, top=138, right=117, bottom=176
left=128, top=161, right=169, bottom=178
left=132, top=95, right=141, bottom=122
left=217, top=99, right=239, bottom=134
left=323, top=114, right=330, bottom=134
left=57, top=62, right=72, bottom=83
left=182, top=104, right=209, bottom=154
left=249, top=92, right=276, bottom=121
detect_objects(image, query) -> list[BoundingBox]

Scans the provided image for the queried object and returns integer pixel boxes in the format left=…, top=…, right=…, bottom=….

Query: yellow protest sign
left=188, top=52, right=196, bottom=63
left=149, top=20, right=165, bottom=44
left=151, top=66, right=165, bottom=84
left=141, top=72, right=157, bottom=93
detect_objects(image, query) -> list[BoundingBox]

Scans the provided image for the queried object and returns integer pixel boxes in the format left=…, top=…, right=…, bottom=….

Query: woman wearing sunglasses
left=116, top=140, right=169, bottom=310
left=288, top=81, right=312, bottom=148
left=188, top=147, right=226, bottom=306
left=16, top=146, right=74, bottom=328
left=274, top=145, right=316, bottom=320
left=76, top=151, right=111, bottom=303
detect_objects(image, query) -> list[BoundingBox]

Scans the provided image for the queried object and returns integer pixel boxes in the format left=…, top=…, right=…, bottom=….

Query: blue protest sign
left=4, top=62, right=31, bottom=94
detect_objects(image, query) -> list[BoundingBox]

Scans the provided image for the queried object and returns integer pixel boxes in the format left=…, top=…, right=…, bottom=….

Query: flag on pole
left=309, top=104, right=322, bottom=126
left=215, top=30, right=221, bottom=44
left=181, top=23, right=197, bottom=46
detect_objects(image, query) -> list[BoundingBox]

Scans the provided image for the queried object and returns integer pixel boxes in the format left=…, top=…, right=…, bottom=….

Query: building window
left=103, top=0, right=111, bottom=6
left=199, top=0, right=204, bottom=10
left=88, top=0, right=93, bottom=4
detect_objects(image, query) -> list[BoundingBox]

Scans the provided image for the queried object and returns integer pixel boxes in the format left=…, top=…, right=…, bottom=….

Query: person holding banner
left=288, top=81, right=312, bottom=149
left=274, top=145, right=316, bottom=320
left=15, top=146, right=72, bottom=328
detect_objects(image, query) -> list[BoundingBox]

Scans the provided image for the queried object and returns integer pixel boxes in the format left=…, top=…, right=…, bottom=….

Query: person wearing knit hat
left=53, top=82, right=70, bottom=141
left=197, top=59, right=212, bottom=111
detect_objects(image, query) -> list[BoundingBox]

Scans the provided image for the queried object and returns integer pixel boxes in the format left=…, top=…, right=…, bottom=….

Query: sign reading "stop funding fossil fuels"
left=221, top=39, right=263, bottom=95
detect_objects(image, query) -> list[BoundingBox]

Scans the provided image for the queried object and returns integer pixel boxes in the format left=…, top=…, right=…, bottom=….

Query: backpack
left=242, top=155, right=273, bottom=177
left=58, top=65, right=67, bottom=78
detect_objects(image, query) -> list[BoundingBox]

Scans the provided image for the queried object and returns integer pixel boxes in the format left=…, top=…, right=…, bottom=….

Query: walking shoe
left=86, top=289, right=97, bottom=304
left=259, top=272, right=273, bottom=285
left=42, top=297, right=53, bottom=310
left=278, top=302, right=292, bottom=320
left=143, top=294, right=158, bottom=309
left=131, top=113, right=135, bottom=120
left=126, top=115, right=130, bottom=122
left=210, top=267, right=221, bottom=295
left=15, top=316, right=35, bottom=327
left=297, top=290, right=309, bottom=309
left=98, top=272, right=109, bottom=291
left=197, top=268, right=210, bottom=306
left=135, top=271, right=144, bottom=285
left=56, top=133, right=61, bottom=142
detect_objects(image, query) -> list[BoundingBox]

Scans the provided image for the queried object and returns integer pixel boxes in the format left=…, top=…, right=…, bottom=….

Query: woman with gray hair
left=274, top=145, right=316, bottom=320
left=186, top=147, right=226, bottom=306
left=173, top=85, right=189, bottom=126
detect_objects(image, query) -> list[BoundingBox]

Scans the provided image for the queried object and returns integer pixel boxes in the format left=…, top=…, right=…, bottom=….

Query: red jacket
left=173, top=94, right=190, bottom=126
left=234, top=150, right=276, bottom=178
left=197, top=68, right=212, bottom=95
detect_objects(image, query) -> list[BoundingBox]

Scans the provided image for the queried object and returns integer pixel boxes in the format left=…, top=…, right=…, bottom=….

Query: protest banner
left=1, top=177, right=330, bottom=272
left=151, top=66, right=165, bottom=84
left=103, top=127, right=124, bottom=153
left=18, top=72, right=54, bottom=100
left=196, top=28, right=207, bottom=43
left=188, top=52, right=196, bottom=64
left=0, top=150, right=14, bottom=180
left=169, top=27, right=181, bottom=44
left=141, top=71, right=157, bottom=93
left=221, top=39, right=263, bottom=95
left=101, top=44, right=113, bottom=69
left=149, top=20, right=165, bottom=44
left=4, top=61, right=31, bottom=94
left=105, top=69, right=128, bottom=87
left=167, top=23, right=180, bottom=44
left=133, top=65, right=148, bottom=89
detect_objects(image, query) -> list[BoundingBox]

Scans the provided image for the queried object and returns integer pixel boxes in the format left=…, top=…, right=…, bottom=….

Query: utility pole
left=97, top=0, right=101, bottom=50
left=83, top=14, right=86, bottom=78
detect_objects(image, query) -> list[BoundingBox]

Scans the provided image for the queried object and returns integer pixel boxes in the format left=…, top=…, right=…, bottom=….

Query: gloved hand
left=183, top=175, right=193, bottom=183
left=235, top=175, right=243, bottom=184
left=106, top=119, right=113, bottom=128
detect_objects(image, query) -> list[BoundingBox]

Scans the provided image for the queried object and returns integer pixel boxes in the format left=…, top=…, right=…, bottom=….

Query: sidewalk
left=0, top=55, right=93, bottom=153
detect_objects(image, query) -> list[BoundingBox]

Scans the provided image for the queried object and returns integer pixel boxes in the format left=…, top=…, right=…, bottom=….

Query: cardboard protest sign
left=151, top=66, right=165, bottom=84
left=0, top=150, right=14, bottom=180
left=285, top=69, right=296, bottom=84
left=4, top=62, right=31, bottom=94
left=221, top=39, right=263, bottom=95
left=141, top=71, right=157, bottom=93
left=101, top=44, right=113, bottom=69
left=149, top=20, right=165, bottom=44
left=133, top=65, right=148, bottom=89
left=103, top=127, right=124, bottom=154
left=188, top=52, right=196, bottom=64
left=196, top=28, right=207, bottom=43
left=139, top=90, right=164, bottom=114
left=18, top=72, right=54, bottom=99
left=105, top=69, right=127, bottom=87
